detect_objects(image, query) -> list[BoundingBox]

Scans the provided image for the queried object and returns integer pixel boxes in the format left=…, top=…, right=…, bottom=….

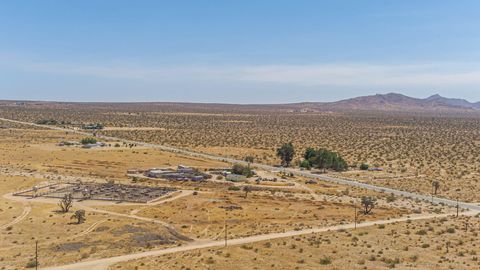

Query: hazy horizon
left=2, top=92, right=479, bottom=105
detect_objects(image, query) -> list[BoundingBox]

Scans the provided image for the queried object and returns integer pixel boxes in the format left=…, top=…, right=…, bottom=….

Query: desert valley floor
left=0, top=102, right=479, bottom=270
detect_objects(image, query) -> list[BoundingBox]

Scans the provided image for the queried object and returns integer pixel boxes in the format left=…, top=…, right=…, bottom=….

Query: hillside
left=288, top=93, right=480, bottom=113
left=1, top=93, right=479, bottom=113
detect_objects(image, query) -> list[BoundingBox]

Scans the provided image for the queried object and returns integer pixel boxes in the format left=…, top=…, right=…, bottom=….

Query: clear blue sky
left=1, top=0, right=480, bottom=103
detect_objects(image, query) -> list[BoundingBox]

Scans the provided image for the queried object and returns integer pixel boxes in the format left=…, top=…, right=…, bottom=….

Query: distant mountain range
left=287, top=93, right=480, bottom=113
left=2, top=93, right=480, bottom=113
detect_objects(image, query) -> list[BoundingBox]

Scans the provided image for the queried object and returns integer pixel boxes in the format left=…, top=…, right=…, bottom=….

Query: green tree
left=232, top=164, right=254, bottom=177
left=432, top=180, right=440, bottom=195
left=244, top=156, right=254, bottom=169
left=276, top=143, right=295, bottom=167
left=80, top=137, right=97, bottom=145
left=71, top=210, right=86, bottom=224
left=303, top=147, right=316, bottom=160
left=360, top=163, right=369, bottom=170
left=243, top=185, right=253, bottom=198
left=361, top=196, right=376, bottom=215
left=304, top=148, right=348, bottom=172
left=299, top=159, right=311, bottom=170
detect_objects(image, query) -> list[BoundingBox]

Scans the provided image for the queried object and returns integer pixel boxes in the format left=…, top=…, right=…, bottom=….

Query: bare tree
left=58, top=194, right=73, bottom=213
left=361, top=196, right=376, bottom=215
left=71, top=210, right=86, bottom=224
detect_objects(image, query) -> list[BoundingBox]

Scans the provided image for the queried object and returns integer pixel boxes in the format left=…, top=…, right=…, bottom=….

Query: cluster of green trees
left=80, top=137, right=97, bottom=145
left=231, top=163, right=255, bottom=177
left=300, top=147, right=348, bottom=172
left=276, top=142, right=295, bottom=167
left=276, top=143, right=348, bottom=172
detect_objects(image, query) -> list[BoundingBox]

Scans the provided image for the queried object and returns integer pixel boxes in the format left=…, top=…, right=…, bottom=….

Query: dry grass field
left=1, top=103, right=479, bottom=202
left=110, top=214, right=480, bottom=270
left=0, top=103, right=477, bottom=270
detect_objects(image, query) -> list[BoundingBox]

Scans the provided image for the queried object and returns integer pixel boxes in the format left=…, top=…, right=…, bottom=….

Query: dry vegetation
left=0, top=126, right=419, bottom=269
left=1, top=103, right=479, bottom=201
left=110, top=214, right=480, bottom=270
left=0, top=102, right=478, bottom=270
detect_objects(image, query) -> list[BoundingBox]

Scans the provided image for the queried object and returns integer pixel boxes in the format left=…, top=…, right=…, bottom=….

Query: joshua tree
left=71, top=210, right=86, bottom=224
left=58, top=194, right=74, bottom=213
left=244, top=156, right=254, bottom=169
left=243, top=186, right=252, bottom=198
left=432, top=180, right=440, bottom=195
left=361, top=196, right=376, bottom=215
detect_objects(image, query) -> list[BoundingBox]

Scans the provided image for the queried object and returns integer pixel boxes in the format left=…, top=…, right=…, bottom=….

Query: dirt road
left=1, top=117, right=478, bottom=211
left=41, top=210, right=477, bottom=270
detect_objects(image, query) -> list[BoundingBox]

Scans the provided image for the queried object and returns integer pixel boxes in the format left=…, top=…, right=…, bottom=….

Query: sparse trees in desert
left=80, top=137, right=97, bottom=145
left=432, top=180, right=440, bottom=195
left=361, top=196, right=376, bottom=215
left=58, top=194, right=74, bottom=213
left=277, top=143, right=295, bottom=167
left=244, top=156, right=254, bottom=169
left=303, top=148, right=348, bottom=172
left=243, top=186, right=252, bottom=198
left=71, top=210, right=86, bottom=224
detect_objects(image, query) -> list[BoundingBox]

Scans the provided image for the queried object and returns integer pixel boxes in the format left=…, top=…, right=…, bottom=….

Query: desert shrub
left=319, top=257, right=332, bottom=265
left=80, top=137, right=97, bottom=145
left=26, top=260, right=37, bottom=268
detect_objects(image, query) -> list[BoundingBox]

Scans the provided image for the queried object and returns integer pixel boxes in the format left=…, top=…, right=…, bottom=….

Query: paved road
left=41, top=210, right=477, bottom=270
left=2, top=116, right=478, bottom=211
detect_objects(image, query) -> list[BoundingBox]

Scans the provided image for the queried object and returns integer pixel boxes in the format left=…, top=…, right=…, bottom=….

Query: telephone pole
left=224, top=215, right=228, bottom=247
left=35, top=240, right=38, bottom=270
left=354, top=203, right=358, bottom=230
left=456, top=198, right=459, bottom=218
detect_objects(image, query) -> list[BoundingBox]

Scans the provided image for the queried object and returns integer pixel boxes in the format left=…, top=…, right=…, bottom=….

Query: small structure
left=147, top=169, right=174, bottom=178
left=177, top=165, right=196, bottom=174
left=127, top=169, right=146, bottom=174
left=368, top=167, right=384, bottom=172
left=82, top=142, right=106, bottom=149
left=58, top=141, right=80, bottom=147
left=226, top=174, right=247, bottom=182
left=191, top=175, right=205, bottom=182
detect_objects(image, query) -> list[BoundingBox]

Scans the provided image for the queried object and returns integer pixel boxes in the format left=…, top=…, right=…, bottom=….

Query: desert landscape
left=0, top=97, right=479, bottom=270
left=1, top=2, right=480, bottom=269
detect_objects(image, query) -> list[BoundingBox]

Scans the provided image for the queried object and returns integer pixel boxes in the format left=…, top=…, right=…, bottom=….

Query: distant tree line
left=80, top=137, right=97, bottom=145
left=276, top=143, right=348, bottom=172
left=36, top=119, right=71, bottom=125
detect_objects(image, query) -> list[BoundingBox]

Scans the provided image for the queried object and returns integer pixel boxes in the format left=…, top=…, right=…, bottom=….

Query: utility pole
left=224, top=215, right=228, bottom=247
left=35, top=240, right=38, bottom=270
left=354, top=203, right=357, bottom=230
left=456, top=198, right=459, bottom=218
